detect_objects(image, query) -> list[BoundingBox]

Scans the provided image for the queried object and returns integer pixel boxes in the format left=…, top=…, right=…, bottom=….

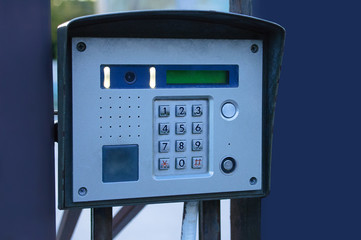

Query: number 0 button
left=192, top=122, right=203, bottom=134
left=176, top=157, right=186, bottom=169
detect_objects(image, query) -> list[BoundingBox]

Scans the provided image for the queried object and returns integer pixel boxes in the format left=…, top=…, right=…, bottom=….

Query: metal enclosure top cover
left=57, top=10, right=285, bottom=209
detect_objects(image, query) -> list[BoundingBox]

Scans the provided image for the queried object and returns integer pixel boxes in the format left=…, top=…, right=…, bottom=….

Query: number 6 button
left=192, top=122, right=203, bottom=134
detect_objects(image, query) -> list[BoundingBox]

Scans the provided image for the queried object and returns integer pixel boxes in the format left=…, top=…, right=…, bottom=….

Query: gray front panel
left=72, top=38, right=263, bottom=202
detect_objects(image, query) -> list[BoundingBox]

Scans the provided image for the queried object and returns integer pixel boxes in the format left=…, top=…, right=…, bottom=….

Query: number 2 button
left=176, top=105, right=186, bottom=117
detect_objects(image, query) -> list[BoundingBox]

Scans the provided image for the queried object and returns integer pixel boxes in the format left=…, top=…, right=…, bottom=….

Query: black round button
left=124, top=72, right=136, bottom=84
left=221, top=157, right=236, bottom=174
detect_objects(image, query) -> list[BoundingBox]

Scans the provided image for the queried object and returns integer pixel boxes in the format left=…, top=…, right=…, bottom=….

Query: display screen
left=166, top=70, right=229, bottom=85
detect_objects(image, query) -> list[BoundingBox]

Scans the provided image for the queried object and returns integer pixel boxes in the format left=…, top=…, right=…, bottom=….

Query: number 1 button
left=159, top=105, right=170, bottom=117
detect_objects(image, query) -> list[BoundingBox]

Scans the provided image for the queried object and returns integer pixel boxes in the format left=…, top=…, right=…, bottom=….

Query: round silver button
left=221, top=157, right=236, bottom=174
left=223, top=159, right=234, bottom=171
left=221, top=102, right=236, bottom=118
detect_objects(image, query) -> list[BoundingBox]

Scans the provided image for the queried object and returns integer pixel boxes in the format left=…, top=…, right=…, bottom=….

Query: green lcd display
left=166, top=70, right=229, bottom=85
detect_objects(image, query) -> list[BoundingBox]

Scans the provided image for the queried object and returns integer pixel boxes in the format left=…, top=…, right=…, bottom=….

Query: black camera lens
left=124, top=72, right=136, bottom=84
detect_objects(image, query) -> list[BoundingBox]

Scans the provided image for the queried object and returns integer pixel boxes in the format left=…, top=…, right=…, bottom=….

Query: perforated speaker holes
left=98, top=95, right=142, bottom=139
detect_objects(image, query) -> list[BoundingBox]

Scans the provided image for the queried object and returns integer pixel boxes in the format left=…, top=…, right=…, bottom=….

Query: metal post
left=229, top=1, right=262, bottom=240
left=91, top=207, right=113, bottom=240
left=0, top=0, right=55, bottom=239
left=181, top=201, right=199, bottom=240
left=231, top=198, right=261, bottom=240
left=56, top=209, right=82, bottom=240
left=199, top=200, right=221, bottom=240
left=112, top=205, right=145, bottom=238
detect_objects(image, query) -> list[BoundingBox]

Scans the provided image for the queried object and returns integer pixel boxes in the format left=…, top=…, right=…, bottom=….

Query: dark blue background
left=253, top=1, right=361, bottom=239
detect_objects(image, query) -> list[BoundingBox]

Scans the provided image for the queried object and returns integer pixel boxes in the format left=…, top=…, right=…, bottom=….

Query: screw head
left=250, top=177, right=257, bottom=185
left=76, top=42, right=86, bottom=52
left=78, top=187, right=87, bottom=196
left=251, top=44, right=259, bottom=53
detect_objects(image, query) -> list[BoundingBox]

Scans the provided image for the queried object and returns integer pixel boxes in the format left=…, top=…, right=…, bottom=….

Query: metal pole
left=230, top=198, right=261, bottom=240
left=230, top=0, right=253, bottom=15
left=112, top=205, right=146, bottom=238
left=0, top=0, right=55, bottom=239
left=91, top=207, right=113, bottom=240
left=181, top=201, right=199, bottom=240
left=56, top=209, right=82, bottom=240
left=199, top=200, right=221, bottom=240
left=229, top=1, right=262, bottom=240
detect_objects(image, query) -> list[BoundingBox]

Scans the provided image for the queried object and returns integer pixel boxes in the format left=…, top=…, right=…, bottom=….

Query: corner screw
left=76, top=42, right=86, bottom=52
left=251, top=44, right=259, bottom=53
left=78, top=187, right=87, bottom=196
left=250, top=177, right=257, bottom=185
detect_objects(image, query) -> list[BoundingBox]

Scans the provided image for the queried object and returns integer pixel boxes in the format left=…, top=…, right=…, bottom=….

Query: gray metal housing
left=57, top=10, right=285, bottom=209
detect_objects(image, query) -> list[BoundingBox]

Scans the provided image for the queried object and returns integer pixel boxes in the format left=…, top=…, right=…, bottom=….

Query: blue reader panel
left=100, top=65, right=239, bottom=89
left=102, top=145, right=139, bottom=183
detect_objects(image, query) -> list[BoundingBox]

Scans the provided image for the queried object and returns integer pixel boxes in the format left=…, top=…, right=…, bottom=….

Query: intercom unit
left=57, top=11, right=285, bottom=208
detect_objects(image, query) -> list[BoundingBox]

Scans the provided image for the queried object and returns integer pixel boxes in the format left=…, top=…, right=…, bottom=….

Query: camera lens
left=124, top=72, right=136, bottom=84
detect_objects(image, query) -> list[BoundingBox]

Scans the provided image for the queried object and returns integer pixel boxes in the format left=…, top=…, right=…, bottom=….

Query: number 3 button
left=192, top=105, right=203, bottom=117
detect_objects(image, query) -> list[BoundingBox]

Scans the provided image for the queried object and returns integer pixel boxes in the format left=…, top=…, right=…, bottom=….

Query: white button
left=222, top=102, right=236, bottom=118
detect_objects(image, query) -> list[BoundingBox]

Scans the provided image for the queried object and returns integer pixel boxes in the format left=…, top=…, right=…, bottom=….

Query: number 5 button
left=192, top=122, right=203, bottom=134
left=176, top=122, right=186, bottom=134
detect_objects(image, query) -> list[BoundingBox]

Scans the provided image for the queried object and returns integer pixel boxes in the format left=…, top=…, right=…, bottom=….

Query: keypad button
left=175, top=140, right=186, bottom=152
left=159, top=141, right=170, bottom=153
left=192, top=157, right=203, bottom=169
left=176, top=122, right=187, bottom=135
left=159, top=158, right=170, bottom=170
left=192, top=105, right=203, bottom=117
left=159, top=123, right=170, bottom=135
left=176, top=105, right=186, bottom=117
left=175, top=157, right=186, bottom=169
left=192, top=122, right=203, bottom=134
left=159, top=105, right=170, bottom=117
left=192, top=139, right=203, bottom=151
